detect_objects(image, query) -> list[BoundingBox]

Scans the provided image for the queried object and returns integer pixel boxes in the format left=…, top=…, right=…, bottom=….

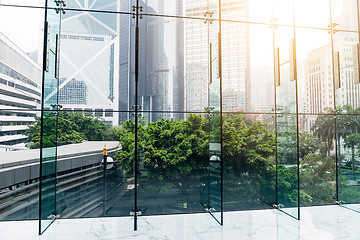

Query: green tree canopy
left=25, top=111, right=113, bottom=149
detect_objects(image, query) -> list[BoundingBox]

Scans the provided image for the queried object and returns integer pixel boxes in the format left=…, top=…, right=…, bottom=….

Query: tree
left=115, top=114, right=209, bottom=180
left=311, top=107, right=336, bottom=157
left=337, top=105, right=360, bottom=177
left=300, top=153, right=335, bottom=205
left=25, top=112, right=111, bottom=149
left=344, top=133, right=360, bottom=177
left=298, top=131, right=319, bottom=159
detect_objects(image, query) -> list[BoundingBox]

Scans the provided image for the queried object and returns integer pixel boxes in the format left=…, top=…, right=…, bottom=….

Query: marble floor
left=1, top=205, right=360, bottom=239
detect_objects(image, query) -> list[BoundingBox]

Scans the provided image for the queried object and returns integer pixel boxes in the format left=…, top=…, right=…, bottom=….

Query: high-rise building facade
left=0, top=33, right=42, bottom=148
left=305, top=44, right=334, bottom=115
left=44, top=0, right=121, bottom=125
left=305, top=0, right=360, bottom=120
left=185, top=0, right=250, bottom=112
left=119, top=0, right=185, bottom=123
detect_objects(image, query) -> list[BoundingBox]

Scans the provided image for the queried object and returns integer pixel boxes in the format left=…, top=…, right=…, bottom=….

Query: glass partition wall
left=2, top=0, right=360, bottom=235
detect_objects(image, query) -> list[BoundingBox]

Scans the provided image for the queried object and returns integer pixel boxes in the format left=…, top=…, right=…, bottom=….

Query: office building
left=0, top=33, right=41, bottom=148
left=51, top=0, right=121, bottom=125
left=119, top=0, right=185, bottom=122
left=185, top=0, right=250, bottom=112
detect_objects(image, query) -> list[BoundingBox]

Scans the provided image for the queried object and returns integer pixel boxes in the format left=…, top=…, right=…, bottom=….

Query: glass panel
left=276, top=114, right=299, bottom=218
left=248, top=23, right=275, bottom=113
left=56, top=4, right=136, bottom=223
left=58, top=9, right=124, bottom=126
left=275, top=25, right=299, bottom=219
left=337, top=110, right=360, bottom=211
left=248, top=0, right=272, bottom=24
left=223, top=113, right=276, bottom=211
left=331, top=0, right=358, bottom=32
left=221, top=21, right=250, bottom=112
left=208, top=0, right=222, bottom=224
left=300, top=114, right=336, bottom=207
left=0, top=0, right=45, bottom=8
left=135, top=15, right=186, bottom=116
left=39, top=0, right=61, bottom=234
left=296, top=28, right=333, bottom=115
left=334, top=25, right=360, bottom=212
left=143, top=0, right=209, bottom=20
left=0, top=110, right=41, bottom=221
left=136, top=112, right=207, bottom=217
left=273, top=0, right=294, bottom=27
left=294, top=0, right=330, bottom=29
left=64, top=0, right=125, bottom=12
left=0, top=3, right=44, bottom=222
left=334, top=31, right=360, bottom=111
left=52, top=110, right=134, bottom=219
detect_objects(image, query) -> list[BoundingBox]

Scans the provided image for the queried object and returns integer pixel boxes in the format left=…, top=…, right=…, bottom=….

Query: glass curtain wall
left=3, top=0, right=360, bottom=235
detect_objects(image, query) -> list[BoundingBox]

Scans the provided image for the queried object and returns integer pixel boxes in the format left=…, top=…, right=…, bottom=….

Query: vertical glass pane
left=331, top=0, right=358, bottom=32
left=59, top=9, right=123, bottom=125
left=223, top=113, right=276, bottom=211
left=136, top=112, right=207, bottom=216
left=273, top=0, right=294, bottom=26
left=207, top=0, right=222, bottom=224
left=338, top=113, right=360, bottom=212
left=294, top=0, right=330, bottom=29
left=136, top=15, right=185, bottom=115
left=53, top=110, right=133, bottom=219
left=276, top=114, right=299, bottom=218
left=248, top=0, right=272, bottom=24
left=54, top=1, right=135, bottom=224
left=300, top=115, right=336, bottom=207
left=334, top=24, right=360, bottom=211
left=40, top=1, right=61, bottom=234
left=275, top=25, right=299, bottom=219
left=0, top=2, right=44, bottom=222
left=296, top=28, right=333, bottom=115
left=222, top=20, right=275, bottom=211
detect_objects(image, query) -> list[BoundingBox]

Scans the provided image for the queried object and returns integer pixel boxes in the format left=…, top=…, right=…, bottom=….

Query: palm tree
left=311, top=108, right=336, bottom=157
left=337, top=105, right=360, bottom=177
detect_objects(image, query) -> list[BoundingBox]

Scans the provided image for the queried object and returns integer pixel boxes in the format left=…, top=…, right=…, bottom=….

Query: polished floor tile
left=0, top=205, right=360, bottom=239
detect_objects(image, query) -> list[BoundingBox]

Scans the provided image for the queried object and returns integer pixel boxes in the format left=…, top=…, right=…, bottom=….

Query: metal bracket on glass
left=204, top=11, right=214, bottom=24
left=334, top=200, right=344, bottom=205
left=131, top=113, right=142, bottom=117
left=130, top=209, right=142, bottom=216
left=328, top=23, right=338, bottom=34
left=272, top=203, right=284, bottom=209
left=131, top=105, right=142, bottom=110
left=132, top=5, right=143, bottom=19
left=205, top=106, right=215, bottom=112
left=54, top=0, right=66, bottom=14
left=50, top=104, right=63, bottom=110
left=271, top=107, right=283, bottom=111
left=269, top=17, right=279, bottom=29
left=204, top=206, right=215, bottom=213
left=205, top=107, right=215, bottom=117
left=47, top=212, right=61, bottom=220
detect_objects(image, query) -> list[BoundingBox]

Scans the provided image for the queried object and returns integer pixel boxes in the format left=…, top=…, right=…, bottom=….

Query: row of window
left=0, top=130, right=26, bottom=136
left=0, top=62, right=39, bottom=88
left=62, top=108, right=114, bottom=117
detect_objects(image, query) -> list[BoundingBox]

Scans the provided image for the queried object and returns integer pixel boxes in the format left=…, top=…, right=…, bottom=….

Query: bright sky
left=249, top=0, right=343, bottom=67
left=0, top=0, right=45, bottom=53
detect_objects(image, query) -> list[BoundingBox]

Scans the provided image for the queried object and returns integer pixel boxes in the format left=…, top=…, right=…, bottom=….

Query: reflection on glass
left=131, top=113, right=208, bottom=216
left=338, top=110, right=360, bottom=212
left=40, top=0, right=61, bottom=234
left=223, top=113, right=276, bottom=211
left=3, top=0, right=360, bottom=232
left=275, top=23, right=299, bottom=219
left=276, top=114, right=299, bottom=218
